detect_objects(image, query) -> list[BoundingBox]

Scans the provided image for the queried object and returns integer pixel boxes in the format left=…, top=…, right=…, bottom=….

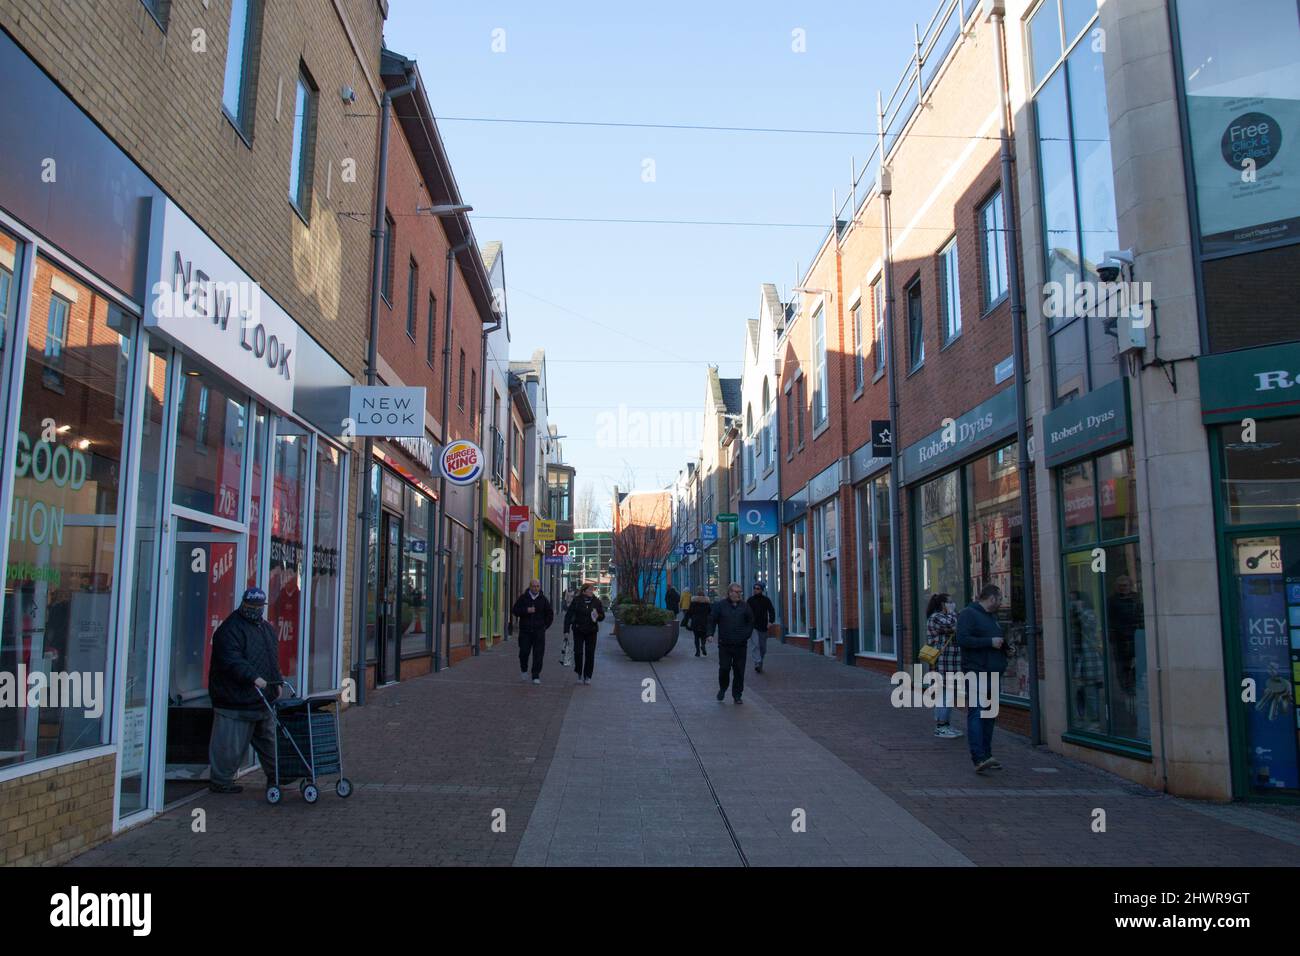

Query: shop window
left=1, top=255, right=133, bottom=769
left=308, top=442, right=345, bottom=692
left=980, top=190, right=1009, bottom=310
left=400, top=486, right=431, bottom=658
left=919, top=471, right=960, bottom=599
left=268, top=419, right=309, bottom=681
left=786, top=518, right=808, bottom=634
left=288, top=67, right=317, bottom=218
left=1219, top=418, right=1300, bottom=526
left=939, top=238, right=961, bottom=345
left=446, top=520, right=471, bottom=648
left=120, top=341, right=168, bottom=816
left=1059, top=447, right=1149, bottom=743
left=364, top=464, right=379, bottom=663
left=858, top=473, right=895, bottom=656
left=221, top=0, right=262, bottom=140
left=966, top=442, right=1029, bottom=698
left=1204, top=245, right=1300, bottom=354
left=247, top=409, right=267, bottom=585
left=173, top=360, right=246, bottom=520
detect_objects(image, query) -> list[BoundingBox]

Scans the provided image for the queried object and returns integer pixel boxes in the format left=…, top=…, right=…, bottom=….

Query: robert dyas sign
left=145, top=197, right=298, bottom=413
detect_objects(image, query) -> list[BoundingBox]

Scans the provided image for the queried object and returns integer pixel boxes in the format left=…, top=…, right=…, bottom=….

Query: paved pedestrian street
left=73, top=624, right=1300, bottom=868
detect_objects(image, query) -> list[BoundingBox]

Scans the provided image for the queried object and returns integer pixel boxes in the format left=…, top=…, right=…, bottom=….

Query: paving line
left=649, top=659, right=749, bottom=868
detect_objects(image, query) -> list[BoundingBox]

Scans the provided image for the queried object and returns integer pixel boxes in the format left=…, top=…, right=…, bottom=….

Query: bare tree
left=574, top=481, right=606, bottom=528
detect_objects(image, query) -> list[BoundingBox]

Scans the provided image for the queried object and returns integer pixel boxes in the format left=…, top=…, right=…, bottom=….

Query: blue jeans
left=966, top=702, right=996, bottom=764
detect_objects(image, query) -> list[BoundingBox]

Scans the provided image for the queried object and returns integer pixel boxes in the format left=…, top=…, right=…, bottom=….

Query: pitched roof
left=719, top=377, right=742, bottom=415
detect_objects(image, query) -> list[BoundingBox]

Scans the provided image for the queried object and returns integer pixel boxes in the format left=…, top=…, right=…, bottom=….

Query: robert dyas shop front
left=0, top=41, right=358, bottom=861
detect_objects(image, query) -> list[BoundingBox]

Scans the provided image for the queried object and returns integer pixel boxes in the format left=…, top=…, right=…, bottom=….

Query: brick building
left=0, top=0, right=384, bottom=862
left=363, top=48, right=497, bottom=685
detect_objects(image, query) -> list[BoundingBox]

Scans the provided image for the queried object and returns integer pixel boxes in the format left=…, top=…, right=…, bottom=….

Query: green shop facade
left=1201, top=342, right=1300, bottom=800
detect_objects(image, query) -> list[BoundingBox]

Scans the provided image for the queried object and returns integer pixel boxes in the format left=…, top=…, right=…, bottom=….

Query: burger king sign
left=439, top=439, right=484, bottom=486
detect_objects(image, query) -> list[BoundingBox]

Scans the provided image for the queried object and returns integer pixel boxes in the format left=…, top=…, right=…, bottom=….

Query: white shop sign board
left=348, top=386, right=427, bottom=438
left=144, top=197, right=299, bottom=415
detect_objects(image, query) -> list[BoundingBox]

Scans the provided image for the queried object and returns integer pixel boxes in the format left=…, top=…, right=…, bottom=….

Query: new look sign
left=145, top=198, right=299, bottom=414
left=348, top=386, right=427, bottom=438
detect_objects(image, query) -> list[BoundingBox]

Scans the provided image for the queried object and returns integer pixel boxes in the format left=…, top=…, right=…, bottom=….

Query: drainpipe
left=877, top=94, right=905, bottom=675
left=354, top=63, right=418, bottom=705
left=990, top=4, right=1042, bottom=746
left=431, top=237, right=475, bottom=669
left=471, top=308, right=503, bottom=655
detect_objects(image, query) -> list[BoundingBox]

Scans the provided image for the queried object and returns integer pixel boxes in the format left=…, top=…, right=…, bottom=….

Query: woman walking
left=687, top=592, right=712, bottom=657
left=564, top=582, right=605, bottom=684
left=925, top=592, right=963, bottom=738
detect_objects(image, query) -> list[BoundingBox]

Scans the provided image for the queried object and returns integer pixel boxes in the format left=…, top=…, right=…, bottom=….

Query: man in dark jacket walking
left=956, top=584, right=1007, bottom=773
left=207, top=587, right=283, bottom=794
left=711, top=583, right=754, bottom=703
left=664, top=585, right=680, bottom=617
left=564, top=582, right=606, bottom=684
left=512, top=578, right=553, bottom=684
left=747, top=581, right=776, bottom=674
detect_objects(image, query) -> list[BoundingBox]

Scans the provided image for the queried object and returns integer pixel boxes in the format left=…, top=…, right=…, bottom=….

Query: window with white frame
left=851, top=300, right=864, bottom=391
left=980, top=190, right=1009, bottom=308
left=812, top=304, right=828, bottom=427
left=872, top=279, right=885, bottom=375
left=939, top=238, right=961, bottom=345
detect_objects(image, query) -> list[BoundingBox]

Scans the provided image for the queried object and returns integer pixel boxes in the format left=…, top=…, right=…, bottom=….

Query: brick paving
left=71, top=623, right=1300, bottom=867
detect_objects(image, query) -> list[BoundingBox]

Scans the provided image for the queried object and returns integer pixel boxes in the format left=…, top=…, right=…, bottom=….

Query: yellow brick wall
left=0, top=754, right=115, bottom=865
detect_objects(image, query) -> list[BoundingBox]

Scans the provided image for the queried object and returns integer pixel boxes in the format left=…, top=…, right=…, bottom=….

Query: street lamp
left=417, top=203, right=473, bottom=216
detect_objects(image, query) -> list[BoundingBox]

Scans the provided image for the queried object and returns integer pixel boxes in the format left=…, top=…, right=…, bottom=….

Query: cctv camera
left=1097, top=249, right=1134, bottom=283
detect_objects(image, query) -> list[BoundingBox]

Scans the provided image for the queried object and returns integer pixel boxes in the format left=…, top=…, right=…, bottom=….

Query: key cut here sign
left=145, top=197, right=299, bottom=414
left=348, top=386, right=427, bottom=438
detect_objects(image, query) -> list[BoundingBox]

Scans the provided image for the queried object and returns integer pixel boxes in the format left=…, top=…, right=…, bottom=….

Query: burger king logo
left=440, top=439, right=483, bottom=485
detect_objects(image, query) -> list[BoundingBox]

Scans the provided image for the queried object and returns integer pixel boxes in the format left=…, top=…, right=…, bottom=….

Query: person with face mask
left=206, top=587, right=285, bottom=794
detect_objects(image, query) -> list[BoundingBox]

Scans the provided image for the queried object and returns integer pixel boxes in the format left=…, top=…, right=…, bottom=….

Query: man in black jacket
left=207, top=587, right=284, bottom=794
left=564, top=582, right=606, bottom=684
left=710, top=583, right=754, bottom=704
left=747, top=581, right=776, bottom=674
left=512, top=578, right=553, bottom=684
left=956, top=584, right=1007, bottom=773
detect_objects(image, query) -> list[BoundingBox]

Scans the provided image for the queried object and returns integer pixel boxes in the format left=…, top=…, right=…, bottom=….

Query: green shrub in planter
left=615, top=603, right=673, bottom=626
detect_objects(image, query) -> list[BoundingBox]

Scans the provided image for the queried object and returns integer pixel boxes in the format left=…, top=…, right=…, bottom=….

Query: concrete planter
left=616, top=622, right=679, bottom=662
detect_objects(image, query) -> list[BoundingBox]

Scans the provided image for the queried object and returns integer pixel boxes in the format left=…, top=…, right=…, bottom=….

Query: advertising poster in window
left=1181, top=0, right=1300, bottom=254
left=1189, top=93, right=1300, bottom=253
left=1235, top=538, right=1298, bottom=791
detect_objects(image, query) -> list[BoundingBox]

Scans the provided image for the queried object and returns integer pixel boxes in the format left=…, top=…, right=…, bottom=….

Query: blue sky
left=384, top=1, right=934, bottom=517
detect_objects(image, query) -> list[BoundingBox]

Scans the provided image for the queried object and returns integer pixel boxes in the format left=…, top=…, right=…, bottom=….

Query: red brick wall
left=378, top=112, right=486, bottom=446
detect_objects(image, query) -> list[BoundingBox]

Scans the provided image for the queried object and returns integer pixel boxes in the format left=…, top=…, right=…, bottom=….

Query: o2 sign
left=440, top=440, right=484, bottom=485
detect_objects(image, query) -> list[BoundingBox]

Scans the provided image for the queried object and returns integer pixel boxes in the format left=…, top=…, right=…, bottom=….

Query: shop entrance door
left=821, top=557, right=839, bottom=657
left=377, top=510, right=403, bottom=684
left=161, top=522, right=244, bottom=805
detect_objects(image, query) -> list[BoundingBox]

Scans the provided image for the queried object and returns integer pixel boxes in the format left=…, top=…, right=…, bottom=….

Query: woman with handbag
left=924, top=592, right=963, bottom=739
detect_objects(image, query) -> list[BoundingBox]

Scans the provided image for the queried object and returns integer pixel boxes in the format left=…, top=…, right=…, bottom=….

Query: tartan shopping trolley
left=255, top=680, right=353, bottom=805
